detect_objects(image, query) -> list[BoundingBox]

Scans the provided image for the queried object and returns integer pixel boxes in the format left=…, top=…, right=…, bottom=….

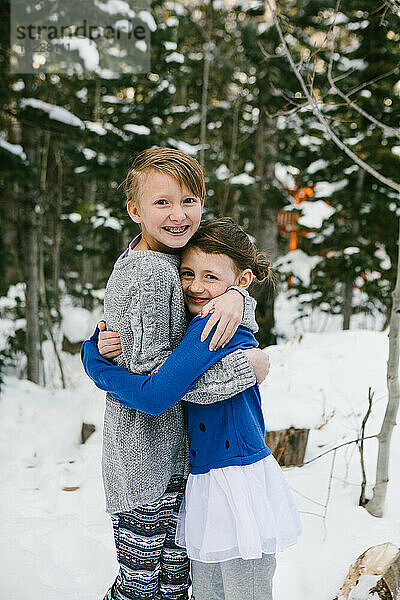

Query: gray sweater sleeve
left=228, top=286, right=259, bottom=333
left=181, top=293, right=259, bottom=405
left=182, top=348, right=256, bottom=404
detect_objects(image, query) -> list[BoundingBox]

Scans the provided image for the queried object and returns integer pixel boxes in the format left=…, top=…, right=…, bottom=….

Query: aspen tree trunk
left=366, top=218, right=400, bottom=517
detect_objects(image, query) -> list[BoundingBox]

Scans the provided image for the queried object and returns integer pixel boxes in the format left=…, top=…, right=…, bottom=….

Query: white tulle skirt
left=175, top=454, right=302, bottom=563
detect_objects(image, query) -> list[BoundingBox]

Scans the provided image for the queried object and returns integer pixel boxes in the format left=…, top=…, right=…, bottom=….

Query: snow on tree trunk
left=366, top=218, right=400, bottom=518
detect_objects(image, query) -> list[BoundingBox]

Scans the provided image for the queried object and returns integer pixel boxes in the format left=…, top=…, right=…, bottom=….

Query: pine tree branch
left=264, top=0, right=400, bottom=193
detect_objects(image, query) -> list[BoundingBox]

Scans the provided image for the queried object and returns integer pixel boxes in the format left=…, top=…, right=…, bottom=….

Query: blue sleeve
left=81, top=315, right=257, bottom=416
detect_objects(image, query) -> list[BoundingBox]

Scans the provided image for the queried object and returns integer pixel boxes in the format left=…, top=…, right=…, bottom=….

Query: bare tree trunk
left=82, top=83, right=101, bottom=299
left=3, top=116, right=22, bottom=284
left=37, top=133, right=66, bottom=388
left=251, top=91, right=279, bottom=347
left=342, top=169, right=364, bottom=330
left=199, top=0, right=213, bottom=168
left=82, top=180, right=97, bottom=304
left=22, top=74, right=41, bottom=384
left=52, top=142, right=63, bottom=315
left=220, top=97, right=241, bottom=217
left=200, top=51, right=210, bottom=169
left=25, top=212, right=40, bottom=383
left=366, top=218, right=400, bottom=517
left=342, top=273, right=353, bottom=330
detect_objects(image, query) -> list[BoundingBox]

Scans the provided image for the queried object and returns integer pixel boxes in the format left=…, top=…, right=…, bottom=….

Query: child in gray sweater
left=84, top=147, right=270, bottom=600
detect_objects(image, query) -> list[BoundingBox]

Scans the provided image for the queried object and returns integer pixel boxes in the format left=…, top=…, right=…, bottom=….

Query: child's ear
left=236, top=269, right=253, bottom=290
left=127, top=200, right=142, bottom=224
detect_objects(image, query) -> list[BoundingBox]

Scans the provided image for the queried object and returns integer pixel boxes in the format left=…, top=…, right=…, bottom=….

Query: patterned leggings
left=104, top=475, right=190, bottom=600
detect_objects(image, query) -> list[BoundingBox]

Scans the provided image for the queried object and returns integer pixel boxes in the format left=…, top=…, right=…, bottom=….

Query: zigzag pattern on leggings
left=104, top=475, right=190, bottom=600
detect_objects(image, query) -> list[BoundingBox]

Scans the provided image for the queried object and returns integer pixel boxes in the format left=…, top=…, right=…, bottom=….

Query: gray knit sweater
left=103, top=248, right=257, bottom=514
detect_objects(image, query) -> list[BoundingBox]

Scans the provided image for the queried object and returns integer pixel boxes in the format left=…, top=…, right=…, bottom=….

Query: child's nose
left=189, top=279, right=204, bottom=293
left=169, top=205, right=186, bottom=222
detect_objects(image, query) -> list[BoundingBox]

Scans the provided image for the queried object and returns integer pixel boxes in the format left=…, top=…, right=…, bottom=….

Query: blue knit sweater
left=82, top=315, right=271, bottom=474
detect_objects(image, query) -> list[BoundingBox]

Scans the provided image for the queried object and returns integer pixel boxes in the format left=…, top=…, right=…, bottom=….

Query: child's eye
left=180, top=270, right=193, bottom=278
left=205, top=274, right=217, bottom=280
left=155, top=199, right=168, bottom=205
left=183, top=197, right=198, bottom=204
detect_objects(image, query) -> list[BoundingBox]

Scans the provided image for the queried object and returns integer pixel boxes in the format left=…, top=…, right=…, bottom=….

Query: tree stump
left=371, top=550, right=400, bottom=599
left=265, top=427, right=309, bottom=467
left=62, top=335, right=83, bottom=355
left=81, top=423, right=95, bottom=444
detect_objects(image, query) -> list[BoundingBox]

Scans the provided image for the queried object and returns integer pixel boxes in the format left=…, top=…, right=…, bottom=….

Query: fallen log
left=334, top=543, right=399, bottom=600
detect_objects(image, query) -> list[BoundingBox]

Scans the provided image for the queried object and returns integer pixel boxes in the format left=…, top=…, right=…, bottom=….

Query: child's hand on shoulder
left=199, top=289, right=244, bottom=351
left=98, top=321, right=122, bottom=359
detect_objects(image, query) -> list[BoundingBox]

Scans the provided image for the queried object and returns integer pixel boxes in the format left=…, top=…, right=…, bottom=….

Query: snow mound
left=61, top=306, right=96, bottom=343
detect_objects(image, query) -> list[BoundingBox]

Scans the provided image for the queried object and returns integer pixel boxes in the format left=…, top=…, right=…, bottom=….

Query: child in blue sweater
left=82, top=218, right=301, bottom=600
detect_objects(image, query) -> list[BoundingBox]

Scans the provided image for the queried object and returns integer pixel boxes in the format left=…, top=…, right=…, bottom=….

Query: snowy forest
left=1, top=1, right=400, bottom=599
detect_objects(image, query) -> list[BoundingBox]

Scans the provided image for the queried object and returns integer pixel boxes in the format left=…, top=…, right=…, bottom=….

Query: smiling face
left=180, top=246, right=252, bottom=315
left=127, top=169, right=204, bottom=253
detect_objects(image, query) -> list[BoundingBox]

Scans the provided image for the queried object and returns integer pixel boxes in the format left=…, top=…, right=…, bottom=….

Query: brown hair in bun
left=185, top=217, right=274, bottom=284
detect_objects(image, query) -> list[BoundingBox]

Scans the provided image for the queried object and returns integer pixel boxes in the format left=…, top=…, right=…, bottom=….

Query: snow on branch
left=264, top=0, right=400, bottom=193
left=20, top=99, right=85, bottom=129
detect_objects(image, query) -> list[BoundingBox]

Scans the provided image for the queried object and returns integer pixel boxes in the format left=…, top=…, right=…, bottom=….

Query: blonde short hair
left=124, top=147, right=206, bottom=207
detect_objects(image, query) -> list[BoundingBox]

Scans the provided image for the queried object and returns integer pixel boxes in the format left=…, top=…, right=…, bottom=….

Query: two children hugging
left=81, top=147, right=301, bottom=600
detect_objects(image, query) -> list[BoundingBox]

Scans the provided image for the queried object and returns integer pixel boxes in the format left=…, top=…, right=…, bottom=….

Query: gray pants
left=191, top=554, right=276, bottom=600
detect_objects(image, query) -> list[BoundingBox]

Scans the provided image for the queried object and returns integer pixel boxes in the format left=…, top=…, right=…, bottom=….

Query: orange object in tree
left=289, top=231, right=298, bottom=251
left=278, top=185, right=315, bottom=252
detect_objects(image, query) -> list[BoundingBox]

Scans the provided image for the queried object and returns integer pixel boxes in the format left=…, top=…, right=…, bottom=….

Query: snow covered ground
left=0, top=304, right=398, bottom=599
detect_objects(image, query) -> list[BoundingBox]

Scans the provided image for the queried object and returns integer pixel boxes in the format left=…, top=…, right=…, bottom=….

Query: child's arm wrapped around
left=81, top=312, right=260, bottom=416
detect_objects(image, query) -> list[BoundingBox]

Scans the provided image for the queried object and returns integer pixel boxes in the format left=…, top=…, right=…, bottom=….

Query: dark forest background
left=1, top=0, right=399, bottom=385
